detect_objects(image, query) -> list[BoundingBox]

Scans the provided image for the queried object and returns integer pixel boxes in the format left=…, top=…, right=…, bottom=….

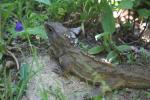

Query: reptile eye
left=44, top=22, right=55, bottom=40
left=45, top=24, right=53, bottom=33
left=47, top=27, right=53, bottom=33
left=44, top=22, right=52, bottom=31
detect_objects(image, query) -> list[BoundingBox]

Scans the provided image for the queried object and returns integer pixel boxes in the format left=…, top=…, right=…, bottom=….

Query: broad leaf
left=106, top=51, right=118, bottom=62
left=88, top=45, right=104, bottom=55
left=138, top=9, right=150, bottom=18
left=26, top=26, right=48, bottom=39
left=117, top=45, right=131, bottom=52
left=12, top=26, right=48, bottom=39
left=95, top=32, right=110, bottom=41
left=95, top=34, right=103, bottom=41
left=19, top=64, right=30, bottom=81
left=118, top=0, right=133, bottom=9
left=101, top=2, right=115, bottom=33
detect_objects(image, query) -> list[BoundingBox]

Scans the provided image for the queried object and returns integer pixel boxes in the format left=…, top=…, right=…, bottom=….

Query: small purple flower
left=15, top=22, right=24, bottom=32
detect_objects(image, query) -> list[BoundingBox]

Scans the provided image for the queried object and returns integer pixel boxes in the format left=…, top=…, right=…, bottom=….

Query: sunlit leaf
left=95, top=34, right=103, bottom=41
left=106, top=51, right=118, bottom=62
left=58, top=8, right=66, bottom=16
left=88, top=45, right=104, bottom=55
left=92, top=95, right=103, bottom=100
left=95, top=32, right=110, bottom=41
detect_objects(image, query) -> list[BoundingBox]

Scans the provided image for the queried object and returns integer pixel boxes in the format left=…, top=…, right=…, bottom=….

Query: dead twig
left=6, top=50, right=19, bottom=70
left=138, top=16, right=150, bottom=38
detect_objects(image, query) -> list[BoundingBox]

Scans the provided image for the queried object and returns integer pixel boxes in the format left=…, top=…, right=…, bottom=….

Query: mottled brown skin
left=44, top=22, right=150, bottom=91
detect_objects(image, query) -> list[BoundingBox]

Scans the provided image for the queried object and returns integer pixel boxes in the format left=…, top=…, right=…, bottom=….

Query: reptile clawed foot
left=52, top=66, right=63, bottom=76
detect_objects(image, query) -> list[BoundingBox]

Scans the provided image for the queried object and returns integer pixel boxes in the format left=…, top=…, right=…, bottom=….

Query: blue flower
left=15, top=22, right=24, bottom=32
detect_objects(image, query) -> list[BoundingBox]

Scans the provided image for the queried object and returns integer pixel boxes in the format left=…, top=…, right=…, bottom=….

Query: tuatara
left=44, top=22, right=150, bottom=92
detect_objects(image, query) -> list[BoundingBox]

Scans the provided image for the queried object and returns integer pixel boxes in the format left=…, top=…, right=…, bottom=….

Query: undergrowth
left=0, top=0, right=150, bottom=99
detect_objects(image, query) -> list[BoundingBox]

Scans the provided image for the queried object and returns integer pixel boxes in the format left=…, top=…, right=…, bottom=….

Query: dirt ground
left=20, top=53, right=150, bottom=100
left=21, top=55, right=94, bottom=100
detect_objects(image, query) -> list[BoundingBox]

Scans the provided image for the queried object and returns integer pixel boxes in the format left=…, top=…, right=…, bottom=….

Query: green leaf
left=95, top=34, right=103, bottom=41
left=95, top=32, right=110, bottom=41
left=92, top=95, right=103, bottom=100
left=88, top=45, right=104, bottom=55
left=79, top=42, right=89, bottom=50
left=0, top=39, right=5, bottom=53
left=0, top=53, right=3, bottom=60
left=19, top=64, right=30, bottom=81
left=138, top=9, right=150, bottom=18
left=12, top=26, right=48, bottom=39
left=140, top=47, right=150, bottom=56
left=26, top=26, right=48, bottom=39
left=35, top=0, right=51, bottom=5
left=58, top=8, right=66, bottom=16
left=118, top=0, right=133, bottom=9
left=106, top=51, right=118, bottom=62
left=117, top=45, right=131, bottom=52
left=127, top=53, right=135, bottom=64
left=147, top=92, right=150, bottom=98
left=101, top=2, right=115, bottom=33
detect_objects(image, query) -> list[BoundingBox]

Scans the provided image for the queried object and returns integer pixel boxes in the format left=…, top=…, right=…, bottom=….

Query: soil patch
left=21, top=54, right=150, bottom=100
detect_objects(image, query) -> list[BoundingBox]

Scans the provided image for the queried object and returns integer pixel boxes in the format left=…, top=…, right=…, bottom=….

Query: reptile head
left=44, top=22, right=71, bottom=47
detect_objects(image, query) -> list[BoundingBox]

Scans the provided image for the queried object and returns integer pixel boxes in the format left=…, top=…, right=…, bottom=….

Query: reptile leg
left=58, top=54, right=75, bottom=77
left=92, top=76, right=126, bottom=96
left=48, top=46, right=66, bottom=76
